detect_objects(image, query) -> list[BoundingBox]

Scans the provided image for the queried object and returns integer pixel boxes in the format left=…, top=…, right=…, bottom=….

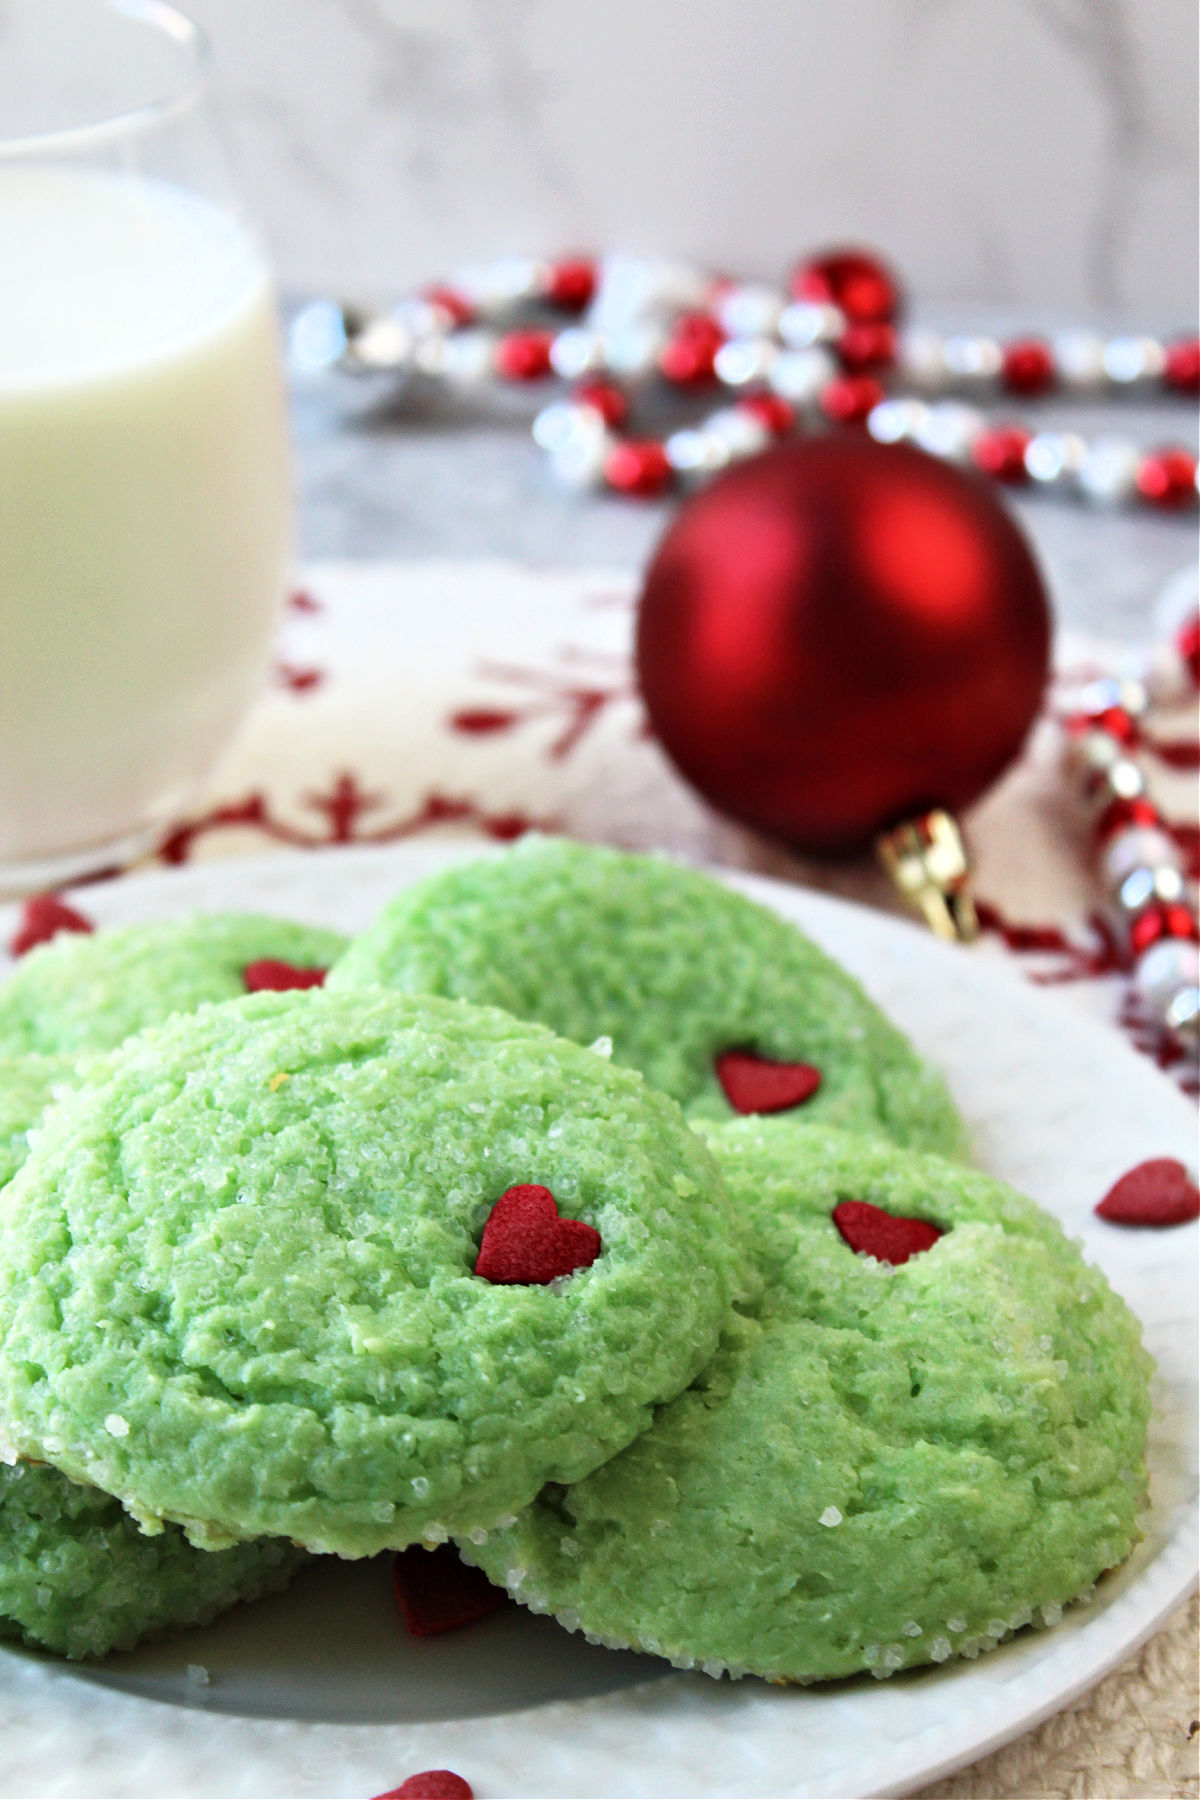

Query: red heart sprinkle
left=1096, top=1159, right=1200, bottom=1227
left=715, top=1049, right=821, bottom=1115
left=391, top=1543, right=507, bottom=1638
left=242, top=959, right=328, bottom=992
left=475, top=1184, right=602, bottom=1285
left=9, top=894, right=94, bottom=958
left=372, top=1773, right=473, bottom=1800
left=833, top=1199, right=943, bottom=1266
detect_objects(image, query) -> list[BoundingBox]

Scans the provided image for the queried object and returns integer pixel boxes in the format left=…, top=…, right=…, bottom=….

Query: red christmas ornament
left=1001, top=339, right=1055, bottom=395
left=635, top=438, right=1051, bottom=856
left=972, top=425, right=1032, bottom=484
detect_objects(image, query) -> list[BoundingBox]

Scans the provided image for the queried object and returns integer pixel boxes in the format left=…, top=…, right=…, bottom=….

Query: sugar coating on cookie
left=466, top=1123, right=1151, bottom=1682
left=0, top=989, right=733, bottom=1557
left=0, top=1052, right=78, bottom=1189
left=0, top=1461, right=304, bottom=1660
left=328, top=839, right=964, bottom=1154
left=0, top=913, right=347, bottom=1057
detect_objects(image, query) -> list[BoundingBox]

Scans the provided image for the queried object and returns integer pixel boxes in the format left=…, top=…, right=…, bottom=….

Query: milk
left=0, top=166, right=291, bottom=877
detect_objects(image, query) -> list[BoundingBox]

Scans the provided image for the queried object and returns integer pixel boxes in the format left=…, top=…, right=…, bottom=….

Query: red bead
left=818, top=373, right=885, bottom=425
left=1130, top=902, right=1199, bottom=956
left=740, top=394, right=796, bottom=437
left=604, top=439, right=673, bottom=496
left=659, top=314, right=723, bottom=386
left=837, top=322, right=897, bottom=371
left=971, top=426, right=1032, bottom=483
left=572, top=379, right=628, bottom=428
left=1094, top=796, right=1162, bottom=845
left=1002, top=339, right=1055, bottom=395
left=1066, top=704, right=1139, bottom=746
left=421, top=285, right=474, bottom=328
left=1177, top=616, right=1200, bottom=686
left=791, top=249, right=901, bottom=323
left=1163, top=338, right=1200, bottom=395
left=541, top=256, right=596, bottom=312
left=493, top=329, right=554, bottom=381
left=1136, top=448, right=1197, bottom=508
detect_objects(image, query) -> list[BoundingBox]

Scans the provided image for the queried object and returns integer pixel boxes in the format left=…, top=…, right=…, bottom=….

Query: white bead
left=1070, top=675, right=1149, bottom=719
left=768, top=346, right=837, bottom=403
left=779, top=301, right=844, bottom=348
left=713, top=283, right=784, bottom=340
left=288, top=298, right=350, bottom=372
left=601, top=323, right=667, bottom=380
left=1025, top=431, right=1088, bottom=485
left=1064, top=727, right=1124, bottom=782
left=1164, top=985, right=1200, bottom=1046
left=1134, top=938, right=1200, bottom=1019
left=941, top=335, right=1003, bottom=380
left=392, top=297, right=453, bottom=340
left=664, top=428, right=730, bottom=477
left=1101, top=826, right=1184, bottom=891
left=713, top=338, right=778, bottom=388
left=704, top=406, right=771, bottom=458
left=868, top=398, right=930, bottom=444
left=454, top=256, right=545, bottom=316
left=588, top=255, right=707, bottom=332
left=416, top=328, right=496, bottom=385
left=1115, top=863, right=1186, bottom=914
left=1053, top=330, right=1107, bottom=388
left=897, top=328, right=947, bottom=388
left=1102, top=335, right=1166, bottom=384
left=915, top=401, right=986, bottom=463
left=344, top=315, right=414, bottom=372
left=533, top=402, right=592, bottom=454
left=549, top=328, right=604, bottom=379
left=1079, top=436, right=1142, bottom=505
left=1102, top=757, right=1148, bottom=803
left=548, top=415, right=613, bottom=490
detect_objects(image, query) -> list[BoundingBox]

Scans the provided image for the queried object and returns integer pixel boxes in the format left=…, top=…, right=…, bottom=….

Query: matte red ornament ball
left=790, top=248, right=902, bottom=323
left=635, top=438, right=1052, bottom=855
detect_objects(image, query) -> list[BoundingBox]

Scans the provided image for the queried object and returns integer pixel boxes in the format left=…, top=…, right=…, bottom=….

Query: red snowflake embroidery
left=449, top=648, right=646, bottom=761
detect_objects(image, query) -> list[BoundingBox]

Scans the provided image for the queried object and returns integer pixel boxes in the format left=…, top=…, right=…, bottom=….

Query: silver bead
left=1101, top=823, right=1183, bottom=888
left=1102, top=335, right=1166, bottom=384
left=393, top=296, right=454, bottom=340
left=416, top=328, right=497, bottom=385
left=589, top=255, right=707, bottom=332
left=547, top=412, right=613, bottom=491
left=704, top=406, right=771, bottom=459
left=778, top=301, right=844, bottom=349
left=1025, top=431, right=1088, bottom=486
left=664, top=427, right=730, bottom=479
left=713, top=284, right=784, bottom=340
left=1053, top=330, right=1107, bottom=389
left=288, top=298, right=351, bottom=373
left=1079, top=437, right=1141, bottom=506
left=868, top=398, right=930, bottom=444
left=454, top=255, right=545, bottom=318
left=915, top=401, right=986, bottom=463
left=768, top=346, right=837, bottom=404
left=713, top=338, right=778, bottom=388
left=1073, top=676, right=1149, bottom=719
left=1115, top=863, right=1187, bottom=915
left=550, top=328, right=605, bottom=379
left=941, top=335, right=1003, bottom=381
left=1133, top=937, right=1200, bottom=1023
left=601, top=323, right=667, bottom=381
left=1163, top=984, right=1200, bottom=1050
left=897, top=328, right=947, bottom=388
left=533, top=401, right=593, bottom=453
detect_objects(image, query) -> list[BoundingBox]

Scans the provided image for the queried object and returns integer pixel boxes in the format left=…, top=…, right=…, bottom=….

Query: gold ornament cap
left=877, top=810, right=979, bottom=942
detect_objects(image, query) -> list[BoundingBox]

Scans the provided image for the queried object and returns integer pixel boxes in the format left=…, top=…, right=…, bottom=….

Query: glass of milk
left=0, top=0, right=292, bottom=890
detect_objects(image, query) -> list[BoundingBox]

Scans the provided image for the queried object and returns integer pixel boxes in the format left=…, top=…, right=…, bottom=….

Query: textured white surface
left=0, top=841, right=1194, bottom=1799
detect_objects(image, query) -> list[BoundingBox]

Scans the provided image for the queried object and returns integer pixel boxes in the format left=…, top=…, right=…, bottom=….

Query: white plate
left=0, top=842, right=1195, bottom=1800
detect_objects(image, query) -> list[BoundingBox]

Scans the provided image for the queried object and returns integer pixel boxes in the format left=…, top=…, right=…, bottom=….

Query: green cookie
left=0, top=1053, right=76, bottom=1189
left=466, top=1123, right=1151, bottom=1682
left=328, top=838, right=963, bottom=1154
left=0, top=989, right=733, bottom=1558
left=0, top=913, right=347, bottom=1057
left=0, top=1461, right=304, bottom=1660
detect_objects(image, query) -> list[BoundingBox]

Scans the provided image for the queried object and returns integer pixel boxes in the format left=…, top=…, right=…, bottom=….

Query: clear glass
left=0, top=0, right=292, bottom=891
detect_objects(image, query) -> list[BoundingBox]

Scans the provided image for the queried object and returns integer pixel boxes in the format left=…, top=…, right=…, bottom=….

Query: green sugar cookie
left=0, top=988, right=732, bottom=1557
left=327, top=838, right=963, bottom=1153
left=466, top=1123, right=1151, bottom=1682
left=0, top=913, right=347, bottom=1057
left=0, top=1461, right=304, bottom=1660
left=0, top=1053, right=77, bottom=1189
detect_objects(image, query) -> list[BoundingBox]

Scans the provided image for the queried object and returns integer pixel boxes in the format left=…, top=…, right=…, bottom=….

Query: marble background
left=185, top=0, right=1199, bottom=319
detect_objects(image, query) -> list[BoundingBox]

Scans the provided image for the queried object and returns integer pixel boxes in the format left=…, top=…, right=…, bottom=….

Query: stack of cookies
left=0, top=840, right=1152, bottom=1681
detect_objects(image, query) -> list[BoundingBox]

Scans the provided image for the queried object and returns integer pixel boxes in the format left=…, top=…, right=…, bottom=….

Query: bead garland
left=1061, top=593, right=1200, bottom=1055
left=292, top=247, right=1199, bottom=509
